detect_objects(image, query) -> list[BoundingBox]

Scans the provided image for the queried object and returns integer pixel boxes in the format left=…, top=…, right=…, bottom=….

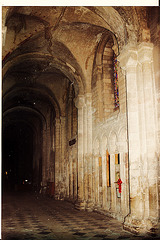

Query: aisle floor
left=2, top=192, right=159, bottom=240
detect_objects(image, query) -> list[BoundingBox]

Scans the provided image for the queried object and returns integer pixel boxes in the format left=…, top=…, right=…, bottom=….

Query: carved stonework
left=118, top=44, right=137, bottom=70
left=138, top=42, right=153, bottom=64
left=74, top=95, right=85, bottom=109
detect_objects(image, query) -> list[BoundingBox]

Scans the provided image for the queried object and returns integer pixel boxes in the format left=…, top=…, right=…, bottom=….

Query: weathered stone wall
left=149, top=8, right=160, bottom=219
left=92, top=112, right=129, bottom=221
left=90, top=36, right=129, bottom=220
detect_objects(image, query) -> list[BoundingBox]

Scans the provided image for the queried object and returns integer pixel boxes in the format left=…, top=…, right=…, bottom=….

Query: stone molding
left=118, top=43, right=154, bottom=70
left=138, top=42, right=153, bottom=64
left=74, top=95, right=85, bottom=109
left=117, top=44, right=137, bottom=70
left=93, top=113, right=127, bottom=154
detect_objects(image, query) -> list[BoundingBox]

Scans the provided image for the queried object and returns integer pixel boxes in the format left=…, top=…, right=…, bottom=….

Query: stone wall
left=92, top=112, right=129, bottom=221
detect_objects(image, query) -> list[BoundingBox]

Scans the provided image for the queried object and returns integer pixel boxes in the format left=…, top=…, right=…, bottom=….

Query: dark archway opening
left=2, top=122, right=34, bottom=193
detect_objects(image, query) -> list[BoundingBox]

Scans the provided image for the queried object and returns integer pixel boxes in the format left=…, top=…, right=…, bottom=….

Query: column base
left=123, top=214, right=159, bottom=234
left=54, top=195, right=60, bottom=200
left=86, top=201, right=94, bottom=212
left=94, top=203, right=102, bottom=211
left=75, top=200, right=86, bottom=210
left=54, top=190, right=61, bottom=200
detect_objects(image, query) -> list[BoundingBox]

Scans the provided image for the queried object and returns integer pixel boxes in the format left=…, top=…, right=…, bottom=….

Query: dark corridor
left=3, top=122, right=34, bottom=193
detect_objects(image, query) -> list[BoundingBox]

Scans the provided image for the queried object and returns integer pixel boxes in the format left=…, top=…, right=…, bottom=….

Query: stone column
left=102, top=149, right=107, bottom=210
left=69, top=150, right=73, bottom=199
left=110, top=153, right=116, bottom=213
left=83, top=103, right=88, bottom=203
left=75, top=95, right=85, bottom=209
left=42, top=123, right=50, bottom=187
left=42, top=128, right=47, bottom=186
left=118, top=43, right=159, bottom=233
left=2, top=7, right=8, bottom=46
left=66, top=161, right=69, bottom=198
left=95, top=153, right=100, bottom=208
left=54, top=117, right=61, bottom=199
left=60, top=116, right=66, bottom=199
left=86, top=93, right=93, bottom=211
left=138, top=43, right=158, bottom=222
left=46, top=123, right=51, bottom=181
left=92, top=153, right=96, bottom=206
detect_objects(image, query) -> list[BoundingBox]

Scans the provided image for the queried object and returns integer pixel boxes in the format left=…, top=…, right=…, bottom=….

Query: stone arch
left=2, top=28, right=84, bottom=199
left=3, top=106, right=47, bottom=129
left=88, top=7, right=126, bottom=47
left=91, top=30, right=119, bottom=122
left=88, top=7, right=142, bottom=48
left=108, top=131, right=117, bottom=154
left=118, top=126, right=128, bottom=153
left=2, top=53, right=85, bottom=97
left=93, top=138, right=100, bottom=155
left=118, top=126, right=127, bottom=142
left=3, top=104, right=44, bottom=190
left=2, top=61, right=63, bottom=189
left=92, top=31, right=118, bottom=84
left=3, top=85, right=61, bottom=120
left=101, top=134, right=108, bottom=155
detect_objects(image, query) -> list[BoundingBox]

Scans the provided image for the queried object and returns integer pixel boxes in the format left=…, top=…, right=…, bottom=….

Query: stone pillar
left=42, top=128, right=47, bottom=186
left=75, top=93, right=93, bottom=210
left=46, top=123, right=51, bottom=181
left=75, top=95, right=85, bottom=209
left=118, top=43, right=159, bottom=233
left=54, top=117, right=61, bottom=199
left=42, top=124, right=50, bottom=187
left=86, top=93, right=93, bottom=211
left=73, top=147, right=77, bottom=200
left=95, top=153, right=100, bottom=208
left=118, top=133, right=129, bottom=218
left=2, top=7, right=8, bottom=46
left=110, top=153, right=116, bottom=213
left=69, top=150, right=73, bottom=199
left=66, top=161, right=69, bottom=198
left=92, top=153, right=96, bottom=206
left=138, top=43, right=158, bottom=221
left=83, top=103, right=88, bottom=203
left=102, top=150, right=107, bottom=210
left=60, top=116, right=66, bottom=199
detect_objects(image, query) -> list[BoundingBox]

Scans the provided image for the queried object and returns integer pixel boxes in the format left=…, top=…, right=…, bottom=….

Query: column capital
left=55, top=117, right=60, bottom=126
left=117, top=44, right=137, bottom=70
left=74, top=95, right=85, bottom=109
left=137, top=42, right=153, bottom=64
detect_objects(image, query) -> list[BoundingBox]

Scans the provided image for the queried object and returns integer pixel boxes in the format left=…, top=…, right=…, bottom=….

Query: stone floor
left=2, top=192, right=160, bottom=240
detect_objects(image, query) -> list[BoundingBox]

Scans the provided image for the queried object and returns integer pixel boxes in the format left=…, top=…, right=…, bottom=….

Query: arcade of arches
left=2, top=6, right=160, bottom=234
